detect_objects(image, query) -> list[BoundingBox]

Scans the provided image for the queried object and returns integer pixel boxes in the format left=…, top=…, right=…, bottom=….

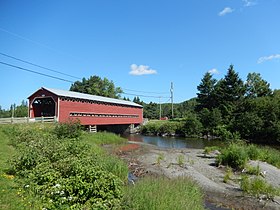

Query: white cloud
left=257, top=54, right=280, bottom=64
left=218, top=7, right=234, bottom=16
left=208, top=68, right=219, bottom=74
left=129, top=64, right=157, bottom=76
left=243, top=0, right=257, bottom=7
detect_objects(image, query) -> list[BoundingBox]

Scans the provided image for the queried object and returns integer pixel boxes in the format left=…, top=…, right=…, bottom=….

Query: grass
left=240, top=175, right=280, bottom=199
left=81, top=131, right=127, bottom=146
left=216, top=142, right=280, bottom=170
left=0, top=125, right=33, bottom=210
left=156, top=153, right=165, bottom=165
left=177, top=154, right=185, bottom=167
left=122, top=176, right=204, bottom=210
left=223, top=167, right=233, bottom=183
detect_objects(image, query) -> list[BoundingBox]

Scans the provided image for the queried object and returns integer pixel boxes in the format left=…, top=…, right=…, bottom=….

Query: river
left=122, top=134, right=224, bottom=149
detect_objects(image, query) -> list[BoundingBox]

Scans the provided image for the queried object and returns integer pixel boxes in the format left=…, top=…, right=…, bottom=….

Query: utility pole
left=170, top=82, right=174, bottom=119
left=159, top=96, right=162, bottom=120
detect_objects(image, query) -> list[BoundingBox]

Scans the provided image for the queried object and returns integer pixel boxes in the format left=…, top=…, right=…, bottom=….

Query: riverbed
left=119, top=134, right=280, bottom=210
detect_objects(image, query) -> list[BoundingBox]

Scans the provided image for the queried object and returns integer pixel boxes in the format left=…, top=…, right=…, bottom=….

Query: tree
left=70, top=75, right=123, bottom=98
left=196, top=72, right=217, bottom=111
left=143, top=102, right=158, bottom=119
left=245, top=72, right=272, bottom=98
left=214, top=65, right=245, bottom=122
left=218, top=65, right=245, bottom=103
left=133, top=96, right=143, bottom=105
left=199, top=108, right=222, bottom=136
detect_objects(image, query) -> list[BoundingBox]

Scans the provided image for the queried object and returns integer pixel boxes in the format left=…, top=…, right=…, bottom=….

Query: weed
left=245, top=164, right=261, bottom=176
left=223, top=167, right=233, bottom=183
left=177, top=154, right=185, bottom=167
left=240, top=175, right=280, bottom=199
left=156, top=153, right=165, bottom=165
left=204, top=146, right=220, bottom=155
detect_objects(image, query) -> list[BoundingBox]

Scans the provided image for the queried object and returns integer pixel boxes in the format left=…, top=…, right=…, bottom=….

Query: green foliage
left=217, top=142, right=280, bottom=170
left=213, top=125, right=240, bottom=141
left=245, top=72, right=272, bottom=98
left=240, top=175, right=280, bottom=199
left=223, top=167, right=233, bottom=183
left=204, top=146, right=220, bottom=155
left=53, top=120, right=82, bottom=139
left=3, top=124, right=127, bottom=209
left=182, top=115, right=202, bottom=137
left=216, top=143, right=248, bottom=170
left=143, top=102, right=159, bottom=119
left=245, top=165, right=261, bottom=176
left=0, top=101, right=28, bottom=118
left=122, top=176, right=204, bottom=210
left=70, top=75, right=123, bottom=99
left=156, top=153, right=165, bottom=165
left=196, top=72, right=217, bottom=111
left=177, top=154, right=185, bottom=167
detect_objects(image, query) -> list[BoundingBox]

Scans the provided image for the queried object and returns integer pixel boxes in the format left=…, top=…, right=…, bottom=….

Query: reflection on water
left=123, top=134, right=224, bottom=149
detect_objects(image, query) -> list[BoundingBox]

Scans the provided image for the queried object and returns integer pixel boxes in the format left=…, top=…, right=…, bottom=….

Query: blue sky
left=0, top=0, right=280, bottom=109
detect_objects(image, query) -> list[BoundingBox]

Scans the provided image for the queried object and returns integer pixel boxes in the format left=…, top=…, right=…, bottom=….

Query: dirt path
left=117, top=142, right=280, bottom=210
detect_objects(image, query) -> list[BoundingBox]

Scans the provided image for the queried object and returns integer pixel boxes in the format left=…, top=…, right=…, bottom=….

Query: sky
left=0, top=0, right=280, bottom=109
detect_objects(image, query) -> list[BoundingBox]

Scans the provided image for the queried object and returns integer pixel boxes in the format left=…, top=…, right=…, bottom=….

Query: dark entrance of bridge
left=32, top=97, right=56, bottom=117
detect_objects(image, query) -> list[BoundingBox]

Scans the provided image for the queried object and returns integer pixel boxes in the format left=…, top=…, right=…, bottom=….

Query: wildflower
left=54, top=183, right=61, bottom=188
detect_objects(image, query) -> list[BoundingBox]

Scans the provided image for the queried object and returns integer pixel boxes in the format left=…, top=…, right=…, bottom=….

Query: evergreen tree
left=245, top=72, right=272, bottom=98
left=196, top=72, right=217, bottom=111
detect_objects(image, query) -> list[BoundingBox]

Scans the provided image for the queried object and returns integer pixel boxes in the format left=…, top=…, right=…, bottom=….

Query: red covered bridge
left=28, top=87, right=143, bottom=133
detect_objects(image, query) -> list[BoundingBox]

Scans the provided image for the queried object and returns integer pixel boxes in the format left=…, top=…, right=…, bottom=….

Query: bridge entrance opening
left=32, top=97, right=55, bottom=117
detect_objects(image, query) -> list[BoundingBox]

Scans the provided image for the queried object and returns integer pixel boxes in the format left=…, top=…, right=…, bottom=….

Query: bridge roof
left=30, top=87, right=143, bottom=108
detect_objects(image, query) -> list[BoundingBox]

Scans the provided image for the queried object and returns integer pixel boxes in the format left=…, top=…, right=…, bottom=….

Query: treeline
left=141, top=65, right=280, bottom=144
left=0, top=100, right=28, bottom=118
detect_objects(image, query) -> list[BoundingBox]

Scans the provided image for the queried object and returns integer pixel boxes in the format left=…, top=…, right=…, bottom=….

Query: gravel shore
left=118, top=142, right=280, bottom=210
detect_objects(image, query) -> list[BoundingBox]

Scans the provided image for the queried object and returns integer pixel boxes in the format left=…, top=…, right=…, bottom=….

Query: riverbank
left=116, top=142, right=280, bottom=210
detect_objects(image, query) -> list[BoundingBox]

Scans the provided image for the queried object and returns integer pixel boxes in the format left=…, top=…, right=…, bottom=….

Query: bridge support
left=129, top=124, right=135, bottom=134
left=89, top=125, right=97, bottom=133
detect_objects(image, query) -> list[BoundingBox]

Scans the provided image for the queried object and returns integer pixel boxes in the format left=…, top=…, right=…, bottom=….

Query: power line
left=0, top=52, right=81, bottom=80
left=0, top=27, right=82, bottom=62
left=122, top=92, right=170, bottom=99
left=123, top=88, right=169, bottom=95
left=0, top=61, right=75, bottom=83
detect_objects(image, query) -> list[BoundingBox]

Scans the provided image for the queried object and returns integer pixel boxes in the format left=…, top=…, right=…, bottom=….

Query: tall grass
left=217, top=142, right=280, bottom=169
left=122, top=176, right=204, bottom=210
left=82, top=131, right=127, bottom=145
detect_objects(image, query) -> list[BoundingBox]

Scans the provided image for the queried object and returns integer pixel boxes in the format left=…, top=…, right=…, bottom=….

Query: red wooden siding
left=28, top=88, right=143, bottom=126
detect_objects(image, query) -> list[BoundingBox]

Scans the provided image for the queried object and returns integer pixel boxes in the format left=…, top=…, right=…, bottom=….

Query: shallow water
left=123, top=134, right=224, bottom=149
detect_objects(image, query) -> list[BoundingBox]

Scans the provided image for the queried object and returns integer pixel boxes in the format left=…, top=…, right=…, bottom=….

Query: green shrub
left=213, top=125, right=240, bottom=141
left=53, top=120, right=82, bottom=139
left=7, top=124, right=126, bottom=209
left=182, top=117, right=203, bottom=137
left=216, top=143, right=248, bottom=169
left=141, top=121, right=162, bottom=135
